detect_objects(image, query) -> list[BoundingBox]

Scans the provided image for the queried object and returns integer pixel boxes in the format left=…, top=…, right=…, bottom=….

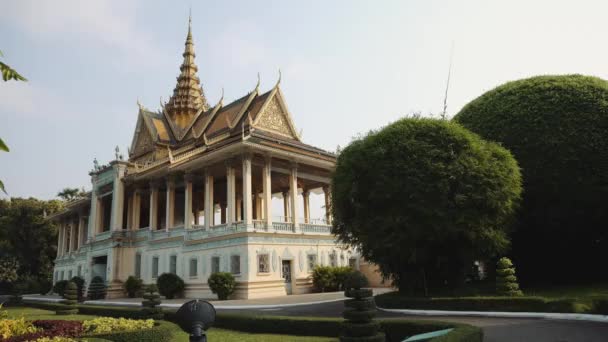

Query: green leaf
left=0, top=180, right=6, bottom=195
left=0, top=138, right=8, bottom=152
left=0, top=61, right=27, bottom=82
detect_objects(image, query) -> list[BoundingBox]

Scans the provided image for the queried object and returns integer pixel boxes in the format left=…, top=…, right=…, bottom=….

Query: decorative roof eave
left=227, top=75, right=260, bottom=130
left=46, top=195, right=91, bottom=221
left=161, top=104, right=205, bottom=142
left=192, top=89, right=225, bottom=139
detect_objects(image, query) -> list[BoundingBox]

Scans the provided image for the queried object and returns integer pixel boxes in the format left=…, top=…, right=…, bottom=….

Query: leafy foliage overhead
left=331, top=118, right=522, bottom=294
left=0, top=50, right=27, bottom=82
left=454, top=74, right=608, bottom=284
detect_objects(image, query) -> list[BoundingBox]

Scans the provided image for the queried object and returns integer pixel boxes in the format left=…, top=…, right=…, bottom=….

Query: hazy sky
left=2, top=0, right=608, bottom=207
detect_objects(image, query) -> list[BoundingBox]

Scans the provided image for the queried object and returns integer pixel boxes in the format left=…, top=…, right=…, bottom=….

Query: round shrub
left=124, top=276, right=143, bottom=298
left=87, top=276, right=106, bottom=300
left=141, top=284, right=163, bottom=319
left=344, top=271, right=368, bottom=290
left=332, top=118, right=522, bottom=294
left=208, top=272, right=236, bottom=300
left=70, top=276, right=85, bottom=301
left=454, top=75, right=608, bottom=284
left=53, top=280, right=69, bottom=297
left=156, top=273, right=185, bottom=299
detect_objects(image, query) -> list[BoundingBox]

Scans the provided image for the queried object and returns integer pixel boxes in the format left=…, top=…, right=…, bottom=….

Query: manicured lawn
left=526, top=283, right=608, bottom=301
left=3, top=307, right=337, bottom=341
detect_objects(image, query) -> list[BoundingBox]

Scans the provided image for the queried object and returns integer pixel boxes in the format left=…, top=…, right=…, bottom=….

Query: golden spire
left=164, top=13, right=209, bottom=129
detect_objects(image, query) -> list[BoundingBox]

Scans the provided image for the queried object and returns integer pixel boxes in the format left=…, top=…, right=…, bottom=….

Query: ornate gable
left=130, top=114, right=156, bottom=159
left=253, top=91, right=298, bottom=139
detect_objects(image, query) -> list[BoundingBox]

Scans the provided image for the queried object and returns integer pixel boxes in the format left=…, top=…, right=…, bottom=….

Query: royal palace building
left=49, top=19, right=363, bottom=299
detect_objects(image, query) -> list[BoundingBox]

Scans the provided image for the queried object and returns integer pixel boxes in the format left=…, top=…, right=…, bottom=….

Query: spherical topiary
left=332, top=118, right=522, bottom=294
left=454, top=75, right=608, bottom=285
left=208, top=272, right=236, bottom=300
left=124, top=276, right=143, bottom=298
left=344, top=271, right=368, bottom=290
left=70, top=276, right=85, bottom=301
left=53, top=280, right=69, bottom=297
left=87, top=276, right=106, bottom=300
left=156, top=273, right=185, bottom=299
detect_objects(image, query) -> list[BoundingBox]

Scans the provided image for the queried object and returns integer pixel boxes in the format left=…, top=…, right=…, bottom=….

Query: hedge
left=20, top=303, right=482, bottom=342
left=210, top=313, right=482, bottom=342
left=84, top=320, right=178, bottom=342
left=374, top=292, right=579, bottom=313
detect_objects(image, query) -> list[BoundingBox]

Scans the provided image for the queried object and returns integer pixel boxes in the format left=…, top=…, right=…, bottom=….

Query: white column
left=236, top=198, right=242, bottom=221
left=126, top=193, right=133, bottom=230
left=282, top=191, right=289, bottom=222
left=290, top=164, right=299, bottom=229
left=133, top=190, right=141, bottom=229
left=226, top=164, right=236, bottom=225
left=303, top=190, right=310, bottom=224
left=57, top=223, right=63, bottom=256
left=323, top=185, right=332, bottom=225
left=87, top=189, right=98, bottom=239
left=149, top=182, right=159, bottom=230
left=204, top=172, right=214, bottom=230
left=263, top=157, right=272, bottom=226
left=70, top=220, right=77, bottom=252
left=63, top=223, right=69, bottom=254
left=242, top=154, right=253, bottom=226
left=78, top=215, right=86, bottom=248
left=184, top=174, right=194, bottom=229
left=110, top=164, right=127, bottom=231
left=166, top=178, right=175, bottom=231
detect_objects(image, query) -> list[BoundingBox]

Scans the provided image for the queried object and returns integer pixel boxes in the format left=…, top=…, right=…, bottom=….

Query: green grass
left=3, top=307, right=337, bottom=341
left=526, top=283, right=608, bottom=300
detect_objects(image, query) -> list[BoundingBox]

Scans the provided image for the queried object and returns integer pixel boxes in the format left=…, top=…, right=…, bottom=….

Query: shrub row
left=312, top=266, right=355, bottom=292
left=83, top=320, right=178, bottom=342
left=374, top=292, right=582, bottom=313
left=19, top=303, right=482, bottom=341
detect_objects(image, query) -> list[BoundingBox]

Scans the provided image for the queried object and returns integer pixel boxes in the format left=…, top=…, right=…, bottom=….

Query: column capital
left=149, top=180, right=162, bottom=190
left=184, top=172, right=197, bottom=182
left=302, top=189, right=310, bottom=197
left=241, top=152, right=253, bottom=161
left=263, top=153, right=272, bottom=163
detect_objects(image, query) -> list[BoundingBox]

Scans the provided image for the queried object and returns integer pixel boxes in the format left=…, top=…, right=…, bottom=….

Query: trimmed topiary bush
left=156, top=273, right=184, bottom=299
left=454, top=75, right=608, bottom=285
left=332, top=118, right=522, bottom=295
left=496, top=257, right=523, bottom=296
left=87, top=276, right=106, bottom=300
left=208, top=272, right=236, bottom=300
left=341, top=272, right=384, bottom=342
left=70, top=276, right=85, bottom=301
left=141, top=284, right=163, bottom=319
left=124, top=276, right=143, bottom=298
left=53, top=280, right=69, bottom=297
left=56, top=281, right=78, bottom=315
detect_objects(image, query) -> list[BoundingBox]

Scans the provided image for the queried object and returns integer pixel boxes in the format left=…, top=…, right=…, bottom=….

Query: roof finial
left=188, top=8, right=192, bottom=32
left=275, top=69, right=282, bottom=87
left=219, top=87, right=225, bottom=105
left=256, top=72, right=261, bottom=90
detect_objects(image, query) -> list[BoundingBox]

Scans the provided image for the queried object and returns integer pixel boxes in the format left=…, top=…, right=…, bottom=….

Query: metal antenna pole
left=441, top=41, right=455, bottom=120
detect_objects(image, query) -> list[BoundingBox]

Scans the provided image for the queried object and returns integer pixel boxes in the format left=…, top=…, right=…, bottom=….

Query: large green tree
left=1, top=49, right=27, bottom=194
left=0, top=198, right=62, bottom=282
left=454, top=75, right=608, bottom=285
left=332, top=118, right=522, bottom=295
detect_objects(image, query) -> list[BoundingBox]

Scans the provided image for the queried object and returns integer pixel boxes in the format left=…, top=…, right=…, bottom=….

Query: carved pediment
left=131, top=117, right=156, bottom=158
left=255, top=96, right=295, bottom=138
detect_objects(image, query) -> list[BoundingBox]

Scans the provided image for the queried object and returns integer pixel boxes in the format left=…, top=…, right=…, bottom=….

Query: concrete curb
left=377, top=307, right=608, bottom=323
left=23, top=295, right=347, bottom=310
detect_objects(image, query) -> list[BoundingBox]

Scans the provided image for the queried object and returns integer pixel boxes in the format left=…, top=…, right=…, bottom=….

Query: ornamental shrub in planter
left=208, top=272, right=236, bottom=300
left=124, top=276, right=143, bottom=298
left=156, top=273, right=185, bottom=299
left=313, top=266, right=336, bottom=292
left=87, top=276, right=107, bottom=300
left=52, top=280, right=68, bottom=297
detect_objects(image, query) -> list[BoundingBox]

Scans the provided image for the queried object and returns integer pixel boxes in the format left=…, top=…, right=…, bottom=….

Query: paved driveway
left=221, top=300, right=608, bottom=342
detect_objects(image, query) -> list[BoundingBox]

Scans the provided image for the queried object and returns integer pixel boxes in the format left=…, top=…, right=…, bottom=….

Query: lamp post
left=175, top=299, right=216, bottom=342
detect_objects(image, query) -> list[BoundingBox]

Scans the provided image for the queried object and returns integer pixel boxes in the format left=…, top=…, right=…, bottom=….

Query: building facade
left=51, top=19, right=359, bottom=299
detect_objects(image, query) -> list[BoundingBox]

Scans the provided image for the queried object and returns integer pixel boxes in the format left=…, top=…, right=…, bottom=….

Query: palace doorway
left=282, top=260, right=293, bottom=295
left=91, top=255, right=108, bottom=281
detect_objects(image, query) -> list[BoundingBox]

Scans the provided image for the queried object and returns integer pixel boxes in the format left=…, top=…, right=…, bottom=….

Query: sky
left=2, top=0, right=608, bottom=212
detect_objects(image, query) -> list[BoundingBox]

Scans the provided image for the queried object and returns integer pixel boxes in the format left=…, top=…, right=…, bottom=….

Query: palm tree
left=57, top=188, right=81, bottom=201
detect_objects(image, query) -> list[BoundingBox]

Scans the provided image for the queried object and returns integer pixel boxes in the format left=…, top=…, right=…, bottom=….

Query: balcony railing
left=300, top=223, right=332, bottom=234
